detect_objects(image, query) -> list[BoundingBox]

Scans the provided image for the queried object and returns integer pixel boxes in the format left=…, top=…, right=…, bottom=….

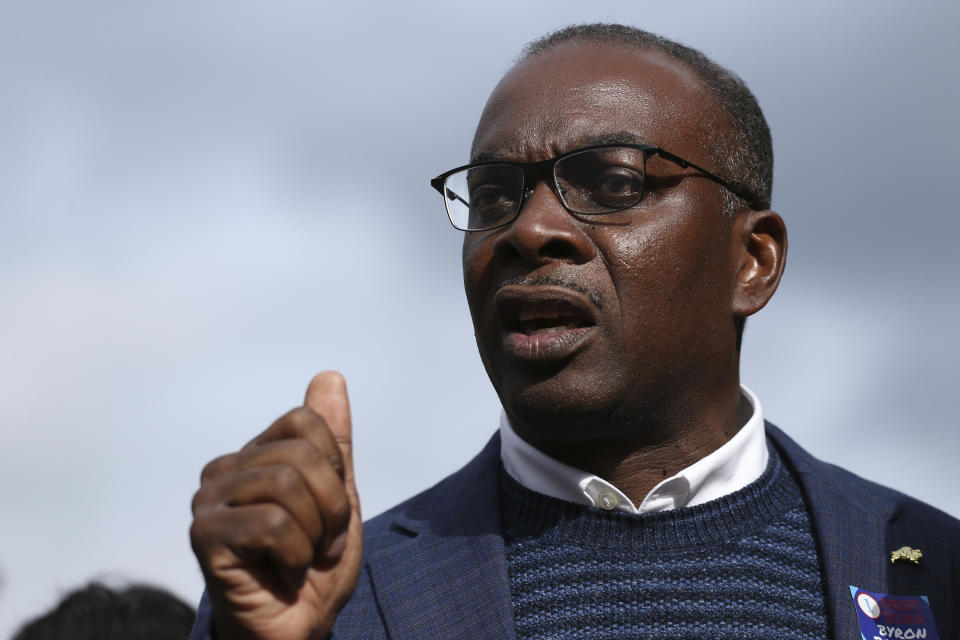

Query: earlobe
left=731, top=210, right=787, bottom=317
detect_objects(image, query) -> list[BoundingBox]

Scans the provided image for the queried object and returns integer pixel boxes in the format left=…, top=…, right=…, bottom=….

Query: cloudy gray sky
left=2, top=0, right=958, bottom=633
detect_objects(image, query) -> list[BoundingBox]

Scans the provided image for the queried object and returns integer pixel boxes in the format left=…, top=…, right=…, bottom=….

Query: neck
left=508, top=379, right=747, bottom=505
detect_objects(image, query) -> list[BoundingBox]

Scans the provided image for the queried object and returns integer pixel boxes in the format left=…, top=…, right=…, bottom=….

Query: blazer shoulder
left=766, top=421, right=960, bottom=545
left=334, top=432, right=512, bottom=639
left=360, top=432, right=502, bottom=551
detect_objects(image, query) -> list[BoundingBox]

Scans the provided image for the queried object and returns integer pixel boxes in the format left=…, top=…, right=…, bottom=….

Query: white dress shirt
left=499, top=385, right=768, bottom=514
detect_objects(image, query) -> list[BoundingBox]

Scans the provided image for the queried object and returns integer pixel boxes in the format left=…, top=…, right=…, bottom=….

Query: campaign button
left=849, top=586, right=940, bottom=640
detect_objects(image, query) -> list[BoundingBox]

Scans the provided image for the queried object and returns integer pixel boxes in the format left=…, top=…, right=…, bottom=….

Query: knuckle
left=190, top=488, right=207, bottom=514
left=230, top=519, right=258, bottom=552
left=259, top=507, right=296, bottom=548
left=262, top=504, right=292, bottom=536
left=272, top=465, right=303, bottom=494
left=287, top=438, right=320, bottom=463
left=191, top=482, right=224, bottom=515
left=228, top=509, right=280, bottom=553
left=200, top=454, right=232, bottom=481
left=188, top=518, right=214, bottom=553
left=283, top=406, right=321, bottom=433
left=188, top=518, right=203, bottom=544
left=283, top=538, right=314, bottom=570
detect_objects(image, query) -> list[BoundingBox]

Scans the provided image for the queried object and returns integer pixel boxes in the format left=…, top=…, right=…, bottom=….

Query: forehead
left=473, top=42, right=727, bottom=163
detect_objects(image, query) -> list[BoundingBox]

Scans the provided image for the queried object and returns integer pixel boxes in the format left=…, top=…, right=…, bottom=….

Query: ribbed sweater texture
left=499, top=442, right=829, bottom=639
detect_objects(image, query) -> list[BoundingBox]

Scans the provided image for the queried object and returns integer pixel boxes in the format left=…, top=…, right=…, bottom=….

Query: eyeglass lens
left=556, top=147, right=647, bottom=214
left=442, top=146, right=648, bottom=231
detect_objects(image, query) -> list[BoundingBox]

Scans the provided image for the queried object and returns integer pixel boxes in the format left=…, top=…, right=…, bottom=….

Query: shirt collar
left=499, top=385, right=768, bottom=514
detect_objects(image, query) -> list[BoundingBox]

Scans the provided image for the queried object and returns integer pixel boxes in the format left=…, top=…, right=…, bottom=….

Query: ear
left=731, top=210, right=787, bottom=317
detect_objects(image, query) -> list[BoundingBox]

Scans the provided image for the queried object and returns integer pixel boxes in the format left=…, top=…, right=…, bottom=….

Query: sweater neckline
left=499, top=441, right=800, bottom=551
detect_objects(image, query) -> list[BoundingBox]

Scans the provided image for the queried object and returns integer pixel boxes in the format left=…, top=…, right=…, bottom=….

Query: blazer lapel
left=767, top=423, right=897, bottom=639
left=365, top=434, right=517, bottom=640
left=884, top=500, right=957, bottom=635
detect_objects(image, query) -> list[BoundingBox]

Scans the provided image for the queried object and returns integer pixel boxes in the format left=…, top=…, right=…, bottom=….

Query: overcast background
left=2, top=0, right=958, bottom=634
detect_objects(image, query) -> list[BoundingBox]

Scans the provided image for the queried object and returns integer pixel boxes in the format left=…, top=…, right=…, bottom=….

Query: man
left=188, top=24, right=959, bottom=639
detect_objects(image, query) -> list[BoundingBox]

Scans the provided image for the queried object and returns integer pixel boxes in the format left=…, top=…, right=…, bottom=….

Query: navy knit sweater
left=499, top=442, right=829, bottom=639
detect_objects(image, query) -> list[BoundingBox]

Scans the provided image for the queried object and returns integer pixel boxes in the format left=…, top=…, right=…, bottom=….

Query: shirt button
left=597, top=491, right=619, bottom=510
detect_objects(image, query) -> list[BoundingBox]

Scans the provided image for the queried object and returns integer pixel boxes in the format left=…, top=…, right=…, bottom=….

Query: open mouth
left=509, top=303, right=596, bottom=335
left=494, top=285, right=599, bottom=361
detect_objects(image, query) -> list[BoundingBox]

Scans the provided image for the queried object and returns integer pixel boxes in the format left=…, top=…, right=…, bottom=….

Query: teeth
left=526, top=325, right=574, bottom=335
left=517, top=307, right=565, bottom=323
left=510, top=303, right=593, bottom=335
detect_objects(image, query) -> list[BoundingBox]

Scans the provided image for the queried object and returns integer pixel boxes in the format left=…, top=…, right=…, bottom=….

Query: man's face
left=464, top=42, right=745, bottom=443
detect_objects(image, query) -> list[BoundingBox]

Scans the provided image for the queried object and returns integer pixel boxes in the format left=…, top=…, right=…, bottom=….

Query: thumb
left=305, top=371, right=356, bottom=495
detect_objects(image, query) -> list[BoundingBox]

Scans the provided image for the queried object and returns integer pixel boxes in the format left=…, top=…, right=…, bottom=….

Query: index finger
left=240, top=407, right=345, bottom=480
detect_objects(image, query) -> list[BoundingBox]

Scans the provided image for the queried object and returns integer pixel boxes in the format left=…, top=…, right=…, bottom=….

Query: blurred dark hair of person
left=12, top=581, right=196, bottom=640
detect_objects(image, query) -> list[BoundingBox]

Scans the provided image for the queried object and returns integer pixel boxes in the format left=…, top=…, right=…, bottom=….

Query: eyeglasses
left=430, top=143, right=756, bottom=232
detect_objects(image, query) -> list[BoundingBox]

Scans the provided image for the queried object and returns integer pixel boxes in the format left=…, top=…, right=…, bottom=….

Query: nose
left=492, top=181, right=596, bottom=266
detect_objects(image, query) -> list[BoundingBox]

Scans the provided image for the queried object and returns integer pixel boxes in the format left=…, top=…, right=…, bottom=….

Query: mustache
left=497, top=274, right=604, bottom=311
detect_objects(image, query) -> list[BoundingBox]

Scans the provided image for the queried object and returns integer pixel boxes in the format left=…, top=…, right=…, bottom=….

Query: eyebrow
left=471, top=131, right=653, bottom=163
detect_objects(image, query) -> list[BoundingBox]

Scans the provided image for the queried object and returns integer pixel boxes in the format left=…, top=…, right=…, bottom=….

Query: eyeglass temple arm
left=652, top=148, right=757, bottom=208
left=430, top=176, right=470, bottom=206
left=445, top=186, right=470, bottom=208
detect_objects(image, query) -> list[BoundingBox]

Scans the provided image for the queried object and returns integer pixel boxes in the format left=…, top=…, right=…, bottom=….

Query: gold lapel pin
left=890, top=546, right=922, bottom=565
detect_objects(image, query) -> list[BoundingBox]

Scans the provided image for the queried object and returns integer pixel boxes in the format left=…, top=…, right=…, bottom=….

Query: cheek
left=461, top=235, right=495, bottom=316
left=600, top=215, right=733, bottom=334
left=601, top=218, right=677, bottom=301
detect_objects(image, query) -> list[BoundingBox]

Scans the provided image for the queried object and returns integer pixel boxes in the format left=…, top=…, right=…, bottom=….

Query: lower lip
left=502, top=326, right=596, bottom=362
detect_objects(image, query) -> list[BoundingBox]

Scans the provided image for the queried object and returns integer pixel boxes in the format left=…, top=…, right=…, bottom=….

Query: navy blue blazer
left=190, top=423, right=960, bottom=639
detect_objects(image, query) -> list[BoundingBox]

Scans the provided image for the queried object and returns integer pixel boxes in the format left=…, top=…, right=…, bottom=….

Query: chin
left=497, top=368, right=616, bottom=442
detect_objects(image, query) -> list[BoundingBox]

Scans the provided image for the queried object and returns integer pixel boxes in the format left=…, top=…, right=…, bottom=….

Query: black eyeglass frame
left=430, top=143, right=758, bottom=231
